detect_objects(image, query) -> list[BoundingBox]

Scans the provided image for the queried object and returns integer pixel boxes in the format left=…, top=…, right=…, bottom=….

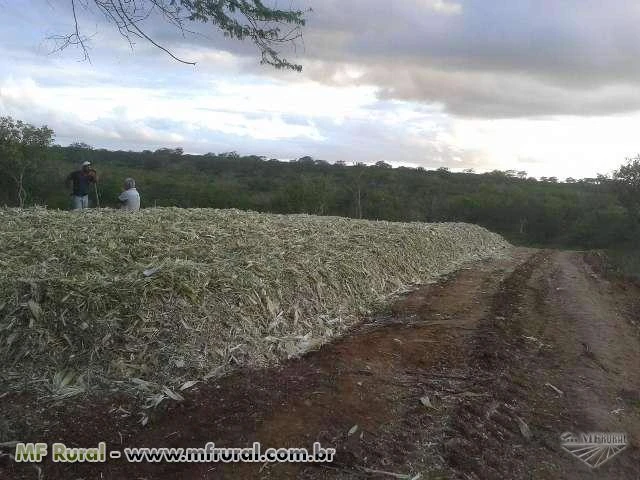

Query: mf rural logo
left=560, top=431, right=628, bottom=469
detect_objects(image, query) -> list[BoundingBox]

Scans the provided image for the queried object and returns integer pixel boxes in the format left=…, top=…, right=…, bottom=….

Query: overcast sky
left=2, top=0, right=640, bottom=178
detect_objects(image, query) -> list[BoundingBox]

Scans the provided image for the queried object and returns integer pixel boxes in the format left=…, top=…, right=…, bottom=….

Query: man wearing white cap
left=118, top=177, right=140, bottom=211
left=65, top=161, right=98, bottom=210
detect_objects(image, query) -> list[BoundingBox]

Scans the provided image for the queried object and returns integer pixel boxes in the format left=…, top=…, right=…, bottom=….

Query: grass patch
left=605, top=247, right=640, bottom=281
left=586, top=246, right=640, bottom=282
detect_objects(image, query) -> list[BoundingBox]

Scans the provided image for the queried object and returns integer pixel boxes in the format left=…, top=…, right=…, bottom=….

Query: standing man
left=66, top=161, right=97, bottom=210
left=118, top=177, right=141, bottom=211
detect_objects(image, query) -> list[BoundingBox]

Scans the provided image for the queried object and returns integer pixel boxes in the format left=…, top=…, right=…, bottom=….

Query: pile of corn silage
left=0, top=207, right=510, bottom=402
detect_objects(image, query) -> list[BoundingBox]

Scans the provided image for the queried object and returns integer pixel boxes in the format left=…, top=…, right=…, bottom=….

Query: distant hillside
left=1, top=145, right=637, bottom=248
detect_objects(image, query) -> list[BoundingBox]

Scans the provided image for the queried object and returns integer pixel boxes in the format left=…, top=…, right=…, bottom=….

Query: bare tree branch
left=114, top=0, right=195, bottom=64
left=47, top=0, right=94, bottom=61
left=71, top=0, right=88, bottom=59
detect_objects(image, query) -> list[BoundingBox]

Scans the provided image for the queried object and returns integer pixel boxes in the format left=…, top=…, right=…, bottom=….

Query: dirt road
left=3, top=248, right=640, bottom=479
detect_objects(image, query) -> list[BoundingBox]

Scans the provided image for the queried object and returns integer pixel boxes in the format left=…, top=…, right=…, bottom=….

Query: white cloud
left=417, top=0, right=463, bottom=15
left=449, top=114, right=640, bottom=178
left=3, top=70, right=633, bottom=178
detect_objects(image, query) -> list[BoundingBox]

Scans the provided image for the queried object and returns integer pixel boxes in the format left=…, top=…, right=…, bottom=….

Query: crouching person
left=119, top=177, right=140, bottom=211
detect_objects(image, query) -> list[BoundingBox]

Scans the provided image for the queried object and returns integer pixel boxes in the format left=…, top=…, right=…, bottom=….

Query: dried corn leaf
left=162, top=386, right=185, bottom=402
left=27, top=300, right=42, bottom=321
left=179, top=380, right=200, bottom=391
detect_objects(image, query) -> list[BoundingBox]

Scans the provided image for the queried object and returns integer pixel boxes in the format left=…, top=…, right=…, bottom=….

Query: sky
left=2, top=1, right=640, bottom=179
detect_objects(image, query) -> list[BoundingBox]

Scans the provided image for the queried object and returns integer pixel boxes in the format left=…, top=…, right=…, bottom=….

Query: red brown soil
left=3, top=248, right=640, bottom=479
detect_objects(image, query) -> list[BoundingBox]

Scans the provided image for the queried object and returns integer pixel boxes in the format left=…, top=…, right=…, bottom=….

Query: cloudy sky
left=2, top=0, right=640, bottom=179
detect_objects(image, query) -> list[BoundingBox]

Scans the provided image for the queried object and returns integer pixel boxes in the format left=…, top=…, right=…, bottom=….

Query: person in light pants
left=119, top=177, right=141, bottom=211
left=66, top=161, right=97, bottom=210
left=72, top=195, right=89, bottom=210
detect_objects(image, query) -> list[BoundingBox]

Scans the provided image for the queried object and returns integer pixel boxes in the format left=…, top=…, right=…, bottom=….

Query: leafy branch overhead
left=53, top=0, right=308, bottom=70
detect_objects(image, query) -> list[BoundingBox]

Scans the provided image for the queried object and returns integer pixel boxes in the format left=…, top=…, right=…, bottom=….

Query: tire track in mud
left=445, top=250, right=640, bottom=480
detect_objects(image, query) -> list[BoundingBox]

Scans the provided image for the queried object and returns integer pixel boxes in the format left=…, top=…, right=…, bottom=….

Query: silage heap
left=0, top=208, right=510, bottom=401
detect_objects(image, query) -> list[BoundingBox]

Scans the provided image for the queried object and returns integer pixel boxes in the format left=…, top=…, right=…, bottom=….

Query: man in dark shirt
left=66, top=161, right=97, bottom=210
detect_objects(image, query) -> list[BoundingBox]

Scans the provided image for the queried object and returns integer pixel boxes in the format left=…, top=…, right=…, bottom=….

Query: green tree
left=0, top=117, right=54, bottom=207
left=53, top=0, right=308, bottom=70
left=347, top=163, right=368, bottom=218
left=613, top=156, right=640, bottom=188
left=612, top=155, right=640, bottom=229
left=69, top=142, right=93, bottom=150
left=374, top=161, right=392, bottom=169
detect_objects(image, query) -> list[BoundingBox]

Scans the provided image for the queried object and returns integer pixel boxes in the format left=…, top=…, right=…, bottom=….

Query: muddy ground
left=2, top=248, right=640, bottom=479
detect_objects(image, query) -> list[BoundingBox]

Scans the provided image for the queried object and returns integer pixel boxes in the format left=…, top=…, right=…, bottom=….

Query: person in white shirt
left=118, top=177, right=141, bottom=211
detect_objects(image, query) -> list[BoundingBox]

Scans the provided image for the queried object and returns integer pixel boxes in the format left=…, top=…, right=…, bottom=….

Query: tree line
left=1, top=116, right=639, bottom=249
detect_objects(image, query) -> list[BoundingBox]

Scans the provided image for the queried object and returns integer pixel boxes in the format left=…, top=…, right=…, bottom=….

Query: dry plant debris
left=0, top=207, right=510, bottom=401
